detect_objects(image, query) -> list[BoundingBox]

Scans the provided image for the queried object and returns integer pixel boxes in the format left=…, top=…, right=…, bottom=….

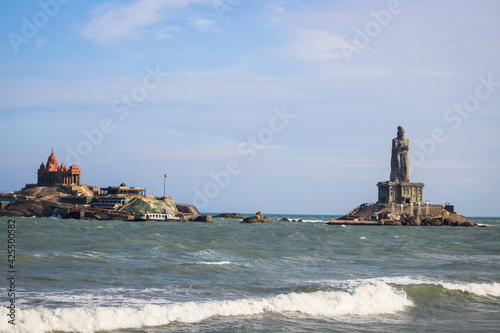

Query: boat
left=135, top=212, right=180, bottom=222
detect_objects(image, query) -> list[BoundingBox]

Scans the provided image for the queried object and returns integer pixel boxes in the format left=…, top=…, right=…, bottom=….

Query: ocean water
left=1, top=215, right=499, bottom=333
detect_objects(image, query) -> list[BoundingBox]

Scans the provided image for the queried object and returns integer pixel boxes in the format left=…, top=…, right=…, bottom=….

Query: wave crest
left=440, top=282, right=500, bottom=297
left=0, top=282, right=411, bottom=333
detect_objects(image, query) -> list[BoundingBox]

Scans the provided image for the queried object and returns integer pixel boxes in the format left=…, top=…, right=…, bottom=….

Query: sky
left=1, top=0, right=499, bottom=216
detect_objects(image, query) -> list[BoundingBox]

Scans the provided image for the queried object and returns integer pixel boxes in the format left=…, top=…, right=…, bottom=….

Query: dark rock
left=241, top=211, right=271, bottom=223
left=457, top=220, right=474, bottom=227
left=431, top=219, right=443, bottom=226
left=421, top=217, right=443, bottom=226
left=384, top=219, right=402, bottom=226
left=0, top=201, right=53, bottom=218
left=280, top=217, right=290, bottom=222
left=213, top=213, right=244, bottom=219
left=192, top=215, right=213, bottom=222
left=442, top=210, right=476, bottom=227
left=405, top=216, right=421, bottom=226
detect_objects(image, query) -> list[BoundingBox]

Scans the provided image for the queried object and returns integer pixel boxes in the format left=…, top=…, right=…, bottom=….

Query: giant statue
left=390, top=126, right=410, bottom=182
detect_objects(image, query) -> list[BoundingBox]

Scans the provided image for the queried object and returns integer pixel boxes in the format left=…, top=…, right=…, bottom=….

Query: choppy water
left=1, top=215, right=499, bottom=333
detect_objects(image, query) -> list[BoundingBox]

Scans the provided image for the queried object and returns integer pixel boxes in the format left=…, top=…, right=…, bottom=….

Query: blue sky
left=1, top=0, right=499, bottom=216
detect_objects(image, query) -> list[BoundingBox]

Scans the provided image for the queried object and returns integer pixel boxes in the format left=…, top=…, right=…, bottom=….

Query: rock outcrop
left=21, top=186, right=67, bottom=198
left=335, top=202, right=477, bottom=227
left=120, top=197, right=178, bottom=215
left=0, top=201, right=53, bottom=218
left=214, top=213, right=244, bottom=218
left=241, top=211, right=271, bottom=223
left=401, top=210, right=476, bottom=227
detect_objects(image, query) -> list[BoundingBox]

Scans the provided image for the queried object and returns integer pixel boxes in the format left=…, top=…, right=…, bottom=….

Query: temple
left=37, top=149, right=81, bottom=186
left=377, top=126, right=424, bottom=204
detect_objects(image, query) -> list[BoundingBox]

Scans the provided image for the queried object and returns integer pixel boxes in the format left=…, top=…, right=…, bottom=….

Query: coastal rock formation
left=0, top=200, right=53, bottom=218
left=214, top=213, right=244, bottom=218
left=22, top=186, right=67, bottom=198
left=401, top=210, right=476, bottom=227
left=0, top=187, right=69, bottom=218
left=280, top=217, right=290, bottom=221
left=119, top=197, right=178, bottom=215
left=241, top=211, right=271, bottom=223
left=331, top=203, right=477, bottom=227
left=405, top=216, right=421, bottom=226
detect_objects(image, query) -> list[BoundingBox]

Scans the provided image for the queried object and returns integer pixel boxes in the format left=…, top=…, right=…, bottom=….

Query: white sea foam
left=0, top=283, right=412, bottom=333
left=190, top=249, right=219, bottom=258
left=440, top=282, right=500, bottom=297
left=322, top=277, right=500, bottom=298
left=193, top=261, right=234, bottom=265
left=366, top=277, right=500, bottom=298
left=298, top=219, right=327, bottom=223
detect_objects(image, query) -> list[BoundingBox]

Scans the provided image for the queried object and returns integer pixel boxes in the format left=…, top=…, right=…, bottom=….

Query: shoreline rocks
left=241, top=211, right=271, bottom=223
left=214, top=213, right=244, bottom=219
left=332, top=203, right=477, bottom=227
left=401, top=210, right=476, bottom=227
left=0, top=201, right=53, bottom=218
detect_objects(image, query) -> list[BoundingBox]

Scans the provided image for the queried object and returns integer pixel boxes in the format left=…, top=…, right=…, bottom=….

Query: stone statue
left=390, top=126, right=410, bottom=182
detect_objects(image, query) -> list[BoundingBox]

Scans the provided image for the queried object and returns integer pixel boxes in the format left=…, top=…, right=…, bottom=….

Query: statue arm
left=402, top=138, right=409, bottom=151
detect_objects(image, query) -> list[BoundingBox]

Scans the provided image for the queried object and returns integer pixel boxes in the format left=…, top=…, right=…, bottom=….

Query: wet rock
left=384, top=219, right=402, bottom=226
left=241, top=211, right=271, bottom=223
left=406, top=216, right=421, bottom=226
left=0, top=201, right=53, bottom=218
left=214, top=213, right=244, bottom=218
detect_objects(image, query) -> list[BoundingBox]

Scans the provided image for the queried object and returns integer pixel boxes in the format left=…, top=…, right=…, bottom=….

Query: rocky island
left=329, top=126, right=477, bottom=227
left=241, top=211, right=271, bottom=223
left=213, top=213, right=245, bottom=218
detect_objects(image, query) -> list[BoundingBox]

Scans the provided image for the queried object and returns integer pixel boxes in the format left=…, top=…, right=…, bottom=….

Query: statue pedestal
left=377, top=181, right=424, bottom=204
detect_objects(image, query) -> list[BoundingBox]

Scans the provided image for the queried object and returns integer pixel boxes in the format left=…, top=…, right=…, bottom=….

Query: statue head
left=397, top=126, right=405, bottom=139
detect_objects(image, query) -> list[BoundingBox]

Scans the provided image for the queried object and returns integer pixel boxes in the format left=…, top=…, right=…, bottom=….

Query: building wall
left=37, top=171, right=81, bottom=186
left=377, top=182, right=424, bottom=204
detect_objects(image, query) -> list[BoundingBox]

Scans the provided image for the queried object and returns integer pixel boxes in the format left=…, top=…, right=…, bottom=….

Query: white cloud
left=34, top=38, right=47, bottom=48
left=403, top=70, right=453, bottom=77
left=81, top=0, right=210, bottom=43
left=189, top=16, right=217, bottom=32
left=154, top=25, right=182, bottom=40
left=284, top=29, right=351, bottom=61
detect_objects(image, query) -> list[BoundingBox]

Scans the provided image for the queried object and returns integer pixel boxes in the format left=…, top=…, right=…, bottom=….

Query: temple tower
left=37, top=149, right=81, bottom=186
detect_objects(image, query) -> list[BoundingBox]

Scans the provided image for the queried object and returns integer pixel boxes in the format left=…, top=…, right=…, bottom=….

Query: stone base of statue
left=377, top=181, right=424, bottom=204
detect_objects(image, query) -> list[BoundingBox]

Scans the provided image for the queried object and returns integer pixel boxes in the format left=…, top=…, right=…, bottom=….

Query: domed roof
left=46, top=149, right=59, bottom=171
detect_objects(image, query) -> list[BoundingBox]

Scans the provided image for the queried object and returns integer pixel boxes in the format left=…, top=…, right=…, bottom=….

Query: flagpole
left=163, top=175, right=166, bottom=198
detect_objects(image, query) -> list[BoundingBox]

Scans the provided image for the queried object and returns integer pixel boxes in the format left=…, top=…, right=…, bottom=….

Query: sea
left=1, top=215, right=499, bottom=333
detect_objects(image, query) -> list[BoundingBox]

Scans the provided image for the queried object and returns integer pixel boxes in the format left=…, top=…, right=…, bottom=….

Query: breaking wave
left=186, top=261, right=238, bottom=265
left=0, top=282, right=411, bottom=333
left=440, top=282, right=500, bottom=297
left=317, top=277, right=500, bottom=298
